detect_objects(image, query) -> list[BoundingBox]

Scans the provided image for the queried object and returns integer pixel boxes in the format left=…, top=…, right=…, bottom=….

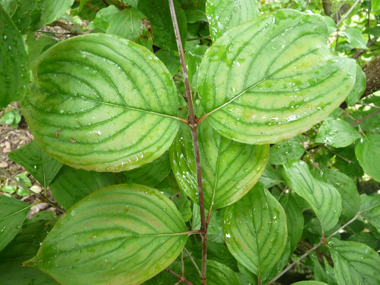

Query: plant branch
left=351, top=37, right=379, bottom=59
left=323, top=146, right=352, bottom=164
left=268, top=214, right=359, bottom=284
left=0, top=169, right=65, bottom=214
left=74, top=0, right=100, bottom=12
left=101, top=0, right=109, bottom=7
left=165, top=268, right=194, bottom=285
left=184, top=247, right=202, bottom=277
left=351, top=110, right=380, bottom=126
left=168, top=1, right=207, bottom=283
left=336, top=0, right=361, bottom=26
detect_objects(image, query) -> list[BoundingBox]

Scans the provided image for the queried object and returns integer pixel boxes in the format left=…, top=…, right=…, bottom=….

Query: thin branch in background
left=184, top=247, right=202, bottom=277
left=337, top=0, right=361, bottom=26
left=340, top=107, right=359, bottom=123
left=351, top=110, right=380, bottom=126
left=277, top=187, right=288, bottom=201
left=268, top=214, right=359, bottom=284
left=165, top=268, right=194, bottom=285
left=168, top=0, right=208, bottom=283
left=74, top=0, right=100, bottom=11
left=323, top=145, right=352, bottom=164
left=0, top=169, right=65, bottom=214
left=356, top=103, right=380, bottom=110
left=101, top=0, right=109, bottom=7
left=305, top=0, right=310, bottom=10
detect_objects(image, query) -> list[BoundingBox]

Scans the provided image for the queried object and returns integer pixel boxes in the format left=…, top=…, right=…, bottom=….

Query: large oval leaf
left=21, top=34, right=180, bottom=172
left=171, top=120, right=269, bottom=210
left=355, top=133, right=380, bottom=182
left=328, top=238, right=380, bottom=285
left=24, top=184, right=188, bottom=285
left=0, top=5, right=30, bottom=108
left=283, top=160, right=342, bottom=232
left=197, top=9, right=356, bottom=144
left=223, top=182, right=287, bottom=278
left=206, top=0, right=259, bottom=41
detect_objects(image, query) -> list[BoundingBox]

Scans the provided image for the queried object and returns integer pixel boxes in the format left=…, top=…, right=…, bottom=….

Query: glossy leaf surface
left=316, top=119, right=361, bottom=148
left=268, top=137, right=305, bottom=165
left=198, top=10, right=356, bottom=144
left=206, top=0, right=259, bottom=41
left=21, top=34, right=180, bottom=172
left=328, top=238, right=380, bottom=285
left=283, top=160, right=341, bottom=232
left=8, top=141, right=63, bottom=187
left=360, top=194, right=380, bottom=232
left=24, top=184, right=187, bottom=285
left=0, top=195, right=30, bottom=251
left=49, top=165, right=126, bottom=209
left=355, top=134, right=380, bottom=182
left=342, top=28, right=367, bottom=49
left=346, top=64, right=366, bottom=106
left=171, top=120, right=269, bottom=210
left=223, top=182, right=287, bottom=276
left=0, top=5, right=30, bottom=108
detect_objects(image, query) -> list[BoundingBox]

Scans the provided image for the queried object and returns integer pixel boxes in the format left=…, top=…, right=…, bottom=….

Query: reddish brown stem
left=165, top=268, right=194, bottom=285
left=168, top=1, right=207, bottom=284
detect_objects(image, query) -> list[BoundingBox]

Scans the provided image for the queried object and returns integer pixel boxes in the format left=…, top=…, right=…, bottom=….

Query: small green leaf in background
left=345, top=64, right=366, bottom=106
left=283, top=160, right=342, bottom=232
left=107, top=7, right=153, bottom=50
left=179, top=189, right=192, bottom=222
left=342, top=27, right=368, bottom=49
left=347, top=232, right=379, bottom=249
left=198, top=10, right=356, bottom=144
left=320, top=169, right=360, bottom=218
left=328, top=238, right=380, bottom=285
left=268, top=137, right=305, bottom=165
left=223, top=182, right=287, bottom=278
left=8, top=141, right=63, bottom=188
left=0, top=109, right=21, bottom=128
left=124, top=151, right=171, bottom=187
left=92, top=5, right=119, bottom=31
left=142, top=261, right=181, bottom=284
left=0, top=5, right=30, bottom=108
left=49, top=165, right=126, bottom=209
left=291, top=281, right=329, bottom=285
left=363, top=27, right=380, bottom=37
left=185, top=45, right=209, bottom=91
left=0, top=211, right=59, bottom=285
left=259, top=164, right=284, bottom=188
left=333, top=144, right=364, bottom=178
left=359, top=194, right=380, bottom=232
left=155, top=49, right=180, bottom=76
left=15, top=173, right=32, bottom=188
left=171, top=120, right=269, bottom=210
left=316, top=119, right=361, bottom=148
left=24, top=184, right=187, bottom=285
left=206, top=0, right=259, bottom=41
left=138, top=0, right=187, bottom=50
left=26, top=33, right=57, bottom=73
left=1, top=185, right=16, bottom=194
left=355, top=133, right=380, bottom=182
left=0, top=195, right=30, bottom=251
left=21, top=34, right=180, bottom=172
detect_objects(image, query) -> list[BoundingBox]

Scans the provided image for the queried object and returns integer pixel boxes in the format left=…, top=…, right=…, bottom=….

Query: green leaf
left=0, top=195, right=30, bottom=251
left=171, top=120, right=269, bottom=210
left=186, top=260, right=241, bottom=285
left=316, top=119, right=361, bottom=148
left=15, top=173, right=32, bottom=188
left=179, top=189, right=192, bottom=222
left=0, top=5, right=30, bottom=108
left=279, top=193, right=304, bottom=252
left=77, top=0, right=107, bottom=21
left=291, top=281, right=329, bottom=285
left=93, top=5, right=119, bottom=31
left=11, top=0, right=75, bottom=33
left=197, top=10, right=356, bottom=144
left=355, top=133, right=380, bottom=182
left=26, top=33, right=58, bottom=74
left=138, top=0, right=187, bottom=50
left=1, top=185, right=16, bottom=194
left=283, top=160, right=342, bottom=232
left=107, top=8, right=153, bottom=50
left=155, top=49, right=180, bottom=76
left=223, top=182, right=287, bottom=277
left=333, top=144, right=364, bottom=178
left=321, top=169, right=360, bottom=218
left=143, top=261, right=181, bottom=284
left=268, top=137, right=305, bottom=165
left=347, top=232, right=378, bottom=250
left=124, top=151, right=171, bottom=187
left=345, top=64, right=366, bottom=106
left=259, top=164, right=284, bottom=188
left=21, top=34, right=180, bottom=172
left=16, top=187, right=30, bottom=196
left=363, top=27, right=380, bottom=37
left=185, top=45, right=209, bottom=91
left=310, top=252, right=328, bottom=283
left=0, top=212, right=59, bottom=285
left=24, top=184, right=187, bottom=285
left=206, top=0, right=259, bottom=41
left=8, top=141, right=63, bottom=187
left=328, top=238, right=380, bottom=285
left=49, top=165, right=126, bottom=209
left=342, top=28, right=368, bottom=49
left=359, top=194, right=380, bottom=232
left=0, top=110, right=16, bottom=124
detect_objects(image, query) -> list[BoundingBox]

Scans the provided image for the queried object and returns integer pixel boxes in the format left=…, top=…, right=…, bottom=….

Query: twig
left=165, top=268, right=194, bottom=285
left=268, top=214, right=359, bottom=284
left=74, top=0, right=100, bottom=12
left=323, top=146, right=352, bottom=164
left=0, top=169, right=65, bottom=214
left=184, top=247, right=202, bottom=277
left=50, top=20, right=83, bottom=35
left=351, top=37, right=379, bottom=59
left=356, top=103, right=380, bottom=110
left=101, top=0, right=109, bottom=7
left=337, top=0, right=361, bottom=26
left=168, top=1, right=208, bottom=284
left=351, top=110, right=380, bottom=126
